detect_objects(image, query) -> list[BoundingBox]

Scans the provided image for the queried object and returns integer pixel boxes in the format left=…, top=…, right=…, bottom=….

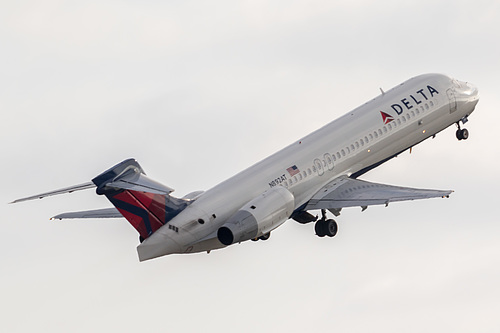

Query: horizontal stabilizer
left=10, top=182, right=96, bottom=204
left=92, top=158, right=174, bottom=195
left=306, top=176, right=452, bottom=210
left=12, top=158, right=191, bottom=242
left=51, top=208, right=122, bottom=220
left=104, top=174, right=174, bottom=195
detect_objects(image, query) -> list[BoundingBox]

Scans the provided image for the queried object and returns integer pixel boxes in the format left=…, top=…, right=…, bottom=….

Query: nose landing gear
left=456, top=116, right=469, bottom=141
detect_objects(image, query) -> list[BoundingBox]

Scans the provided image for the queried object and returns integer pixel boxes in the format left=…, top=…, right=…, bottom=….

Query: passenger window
left=303, top=171, right=307, bottom=178
left=411, top=111, right=415, bottom=117
left=425, top=103, right=429, bottom=110
left=378, top=129, right=383, bottom=135
left=341, top=149, right=346, bottom=156
left=336, top=152, right=341, bottom=159
left=397, top=119, right=401, bottom=125
left=308, top=168, right=312, bottom=175
left=388, top=123, right=392, bottom=130
left=374, top=131, right=378, bottom=138
left=369, top=134, right=373, bottom=140
left=430, top=101, right=434, bottom=107
left=346, top=147, right=350, bottom=153
left=360, top=139, right=364, bottom=146
left=350, top=144, right=355, bottom=151
left=355, top=141, right=360, bottom=148
left=402, top=116, right=406, bottom=123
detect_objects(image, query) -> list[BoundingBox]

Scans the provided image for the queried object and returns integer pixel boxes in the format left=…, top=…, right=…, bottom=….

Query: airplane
left=12, top=73, right=479, bottom=261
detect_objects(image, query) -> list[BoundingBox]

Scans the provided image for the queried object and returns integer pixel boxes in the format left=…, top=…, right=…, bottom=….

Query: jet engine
left=217, top=186, right=295, bottom=245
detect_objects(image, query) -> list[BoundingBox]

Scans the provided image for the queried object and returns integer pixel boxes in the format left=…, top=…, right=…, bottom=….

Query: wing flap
left=51, top=208, right=122, bottom=220
left=306, top=176, right=452, bottom=210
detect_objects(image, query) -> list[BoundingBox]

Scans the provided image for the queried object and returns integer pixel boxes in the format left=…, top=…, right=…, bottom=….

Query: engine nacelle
left=217, top=186, right=295, bottom=246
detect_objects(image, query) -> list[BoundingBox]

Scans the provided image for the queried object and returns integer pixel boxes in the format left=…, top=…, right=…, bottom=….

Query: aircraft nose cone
left=461, top=81, right=479, bottom=100
left=468, top=82, right=479, bottom=100
left=137, top=231, right=182, bottom=261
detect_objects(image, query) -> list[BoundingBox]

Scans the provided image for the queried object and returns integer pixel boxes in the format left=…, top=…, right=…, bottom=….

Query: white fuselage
left=137, top=73, right=479, bottom=260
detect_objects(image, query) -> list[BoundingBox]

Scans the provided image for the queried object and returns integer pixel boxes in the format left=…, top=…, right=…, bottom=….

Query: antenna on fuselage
left=379, top=87, right=385, bottom=95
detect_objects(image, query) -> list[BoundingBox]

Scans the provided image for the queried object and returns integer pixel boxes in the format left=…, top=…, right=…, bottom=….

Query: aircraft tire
left=315, top=221, right=326, bottom=237
left=461, top=128, right=469, bottom=140
left=456, top=128, right=469, bottom=140
left=325, top=219, right=338, bottom=237
left=259, top=233, right=270, bottom=241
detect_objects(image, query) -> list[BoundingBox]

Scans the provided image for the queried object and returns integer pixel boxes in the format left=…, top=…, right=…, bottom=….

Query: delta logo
left=380, top=111, right=394, bottom=124
left=378, top=85, right=439, bottom=125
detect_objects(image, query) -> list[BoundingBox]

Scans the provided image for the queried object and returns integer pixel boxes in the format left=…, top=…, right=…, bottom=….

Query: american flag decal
left=287, top=165, right=300, bottom=177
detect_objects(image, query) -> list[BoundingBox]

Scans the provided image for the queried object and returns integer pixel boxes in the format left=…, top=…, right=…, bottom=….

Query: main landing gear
left=315, top=209, right=338, bottom=238
left=456, top=116, right=469, bottom=141
left=251, top=232, right=271, bottom=242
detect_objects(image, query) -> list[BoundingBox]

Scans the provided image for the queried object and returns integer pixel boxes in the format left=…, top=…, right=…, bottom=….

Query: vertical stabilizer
left=92, top=159, right=190, bottom=240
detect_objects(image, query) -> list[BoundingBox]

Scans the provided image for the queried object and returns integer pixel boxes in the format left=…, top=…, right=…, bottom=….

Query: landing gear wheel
left=315, top=221, right=326, bottom=237
left=456, top=121, right=469, bottom=141
left=259, top=232, right=270, bottom=241
left=456, top=128, right=469, bottom=140
left=324, top=219, right=338, bottom=237
left=460, top=128, right=469, bottom=140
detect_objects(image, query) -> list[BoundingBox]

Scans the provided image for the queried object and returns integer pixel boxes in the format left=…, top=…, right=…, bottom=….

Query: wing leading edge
left=10, top=182, right=96, bottom=204
left=305, top=176, right=452, bottom=211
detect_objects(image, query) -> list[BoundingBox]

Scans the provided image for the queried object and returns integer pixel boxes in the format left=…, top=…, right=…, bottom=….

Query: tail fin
left=92, top=159, right=189, bottom=240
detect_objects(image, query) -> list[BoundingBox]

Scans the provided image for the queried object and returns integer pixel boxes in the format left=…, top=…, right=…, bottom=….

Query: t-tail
left=11, top=159, right=194, bottom=242
left=91, top=159, right=191, bottom=241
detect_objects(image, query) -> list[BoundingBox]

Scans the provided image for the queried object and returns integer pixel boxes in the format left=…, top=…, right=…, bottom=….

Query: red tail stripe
left=114, top=191, right=165, bottom=238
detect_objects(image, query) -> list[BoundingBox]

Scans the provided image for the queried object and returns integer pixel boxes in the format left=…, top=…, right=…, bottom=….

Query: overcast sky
left=2, top=1, right=500, bottom=332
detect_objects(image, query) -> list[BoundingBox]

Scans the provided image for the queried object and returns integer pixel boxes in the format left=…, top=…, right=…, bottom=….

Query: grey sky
left=2, top=1, right=500, bottom=332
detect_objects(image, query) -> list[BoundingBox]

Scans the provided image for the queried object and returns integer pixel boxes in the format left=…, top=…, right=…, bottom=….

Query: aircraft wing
left=305, top=176, right=452, bottom=211
left=51, top=208, right=123, bottom=220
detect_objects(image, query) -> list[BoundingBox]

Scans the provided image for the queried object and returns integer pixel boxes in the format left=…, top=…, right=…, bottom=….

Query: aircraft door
left=447, top=88, right=457, bottom=113
left=324, top=153, right=334, bottom=171
left=314, top=158, right=324, bottom=176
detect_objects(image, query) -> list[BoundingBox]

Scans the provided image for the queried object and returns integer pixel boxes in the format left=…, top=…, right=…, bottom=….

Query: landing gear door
left=447, top=88, right=457, bottom=113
